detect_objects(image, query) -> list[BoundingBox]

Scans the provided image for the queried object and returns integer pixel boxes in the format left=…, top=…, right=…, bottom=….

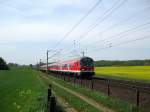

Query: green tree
left=95, top=59, right=150, bottom=67
left=0, top=57, right=9, bottom=70
left=29, top=64, right=33, bottom=68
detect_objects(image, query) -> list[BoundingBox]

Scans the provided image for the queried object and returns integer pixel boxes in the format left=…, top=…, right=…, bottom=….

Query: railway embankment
left=40, top=72, right=145, bottom=112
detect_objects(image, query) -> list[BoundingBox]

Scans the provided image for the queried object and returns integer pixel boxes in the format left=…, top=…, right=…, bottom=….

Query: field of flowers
left=95, top=66, right=150, bottom=82
left=0, top=67, right=47, bottom=112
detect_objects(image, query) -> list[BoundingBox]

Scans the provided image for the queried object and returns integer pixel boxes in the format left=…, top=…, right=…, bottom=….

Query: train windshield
left=80, top=57, right=94, bottom=67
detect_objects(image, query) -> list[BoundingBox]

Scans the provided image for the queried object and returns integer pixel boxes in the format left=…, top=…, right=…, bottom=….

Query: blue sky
left=0, top=0, right=150, bottom=64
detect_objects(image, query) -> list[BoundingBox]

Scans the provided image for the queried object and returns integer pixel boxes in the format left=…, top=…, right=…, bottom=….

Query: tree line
left=94, top=59, right=150, bottom=67
left=0, top=57, right=9, bottom=70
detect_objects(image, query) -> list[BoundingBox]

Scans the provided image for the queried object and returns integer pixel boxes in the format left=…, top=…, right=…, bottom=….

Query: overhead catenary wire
left=39, top=59, right=47, bottom=64
left=52, top=33, right=150, bottom=60
left=46, top=0, right=102, bottom=62
left=94, top=7, right=150, bottom=39
left=82, top=20, right=150, bottom=48
left=47, top=48, right=81, bottom=62
left=81, top=6, right=150, bottom=46
left=77, top=0, right=127, bottom=43
left=41, top=1, right=150, bottom=62
left=52, top=0, right=102, bottom=50
left=87, top=35, right=150, bottom=53
left=64, top=0, right=127, bottom=57
left=53, top=21, right=150, bottom=60
left=62, top=0, right=126, bottom=57
left=48, top=49, right=62, bottom=60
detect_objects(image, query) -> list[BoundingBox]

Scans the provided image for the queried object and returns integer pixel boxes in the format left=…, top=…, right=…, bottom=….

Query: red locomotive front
left=79, top=57, right=95, bottom=78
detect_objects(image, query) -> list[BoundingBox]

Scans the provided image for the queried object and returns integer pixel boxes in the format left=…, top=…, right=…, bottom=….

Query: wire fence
left=51, top=73, right=150, bottom=112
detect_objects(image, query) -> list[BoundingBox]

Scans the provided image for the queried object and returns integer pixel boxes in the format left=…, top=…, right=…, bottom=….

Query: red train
left=40, top=57, right=95, bottom=78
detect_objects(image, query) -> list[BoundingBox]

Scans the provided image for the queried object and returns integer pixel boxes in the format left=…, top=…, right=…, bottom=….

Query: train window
left=80, top=58, right=94, bottom=67
left=68, top=64, right=70, bottom=68
left=65, top=64, right=67, bottom=67
left=62, top=64, right=67, bottom=68
left=76, top=62, right=79, bottom=67
left=70, top=64, right=73, bottom=68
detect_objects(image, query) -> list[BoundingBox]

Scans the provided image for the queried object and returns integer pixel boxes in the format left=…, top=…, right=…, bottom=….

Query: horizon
left=5, top=58, right=150, bottom=66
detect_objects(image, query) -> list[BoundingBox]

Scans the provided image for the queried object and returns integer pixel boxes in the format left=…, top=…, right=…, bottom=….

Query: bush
left=0, top=57, right=9, bottom=70
left=95, top=59, right=150, bottom=67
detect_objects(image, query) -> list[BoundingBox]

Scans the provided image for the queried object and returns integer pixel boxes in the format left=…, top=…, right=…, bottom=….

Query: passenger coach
left=40, top=57, right=95, bottom=78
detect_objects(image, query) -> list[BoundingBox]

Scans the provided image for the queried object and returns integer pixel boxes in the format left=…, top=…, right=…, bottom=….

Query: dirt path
left=41, top=74, right=114, bottom=112
left=52, top=81, right=114, bottom=112
left=54, top=93, right=78, bottom=112
left=39, top=74, right=77, bottom=112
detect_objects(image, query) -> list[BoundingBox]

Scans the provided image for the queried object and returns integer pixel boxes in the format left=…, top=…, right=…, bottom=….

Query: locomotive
left=40, top=56, right=95, bottom=78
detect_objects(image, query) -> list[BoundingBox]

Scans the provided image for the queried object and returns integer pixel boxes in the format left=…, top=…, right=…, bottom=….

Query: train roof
left=50, top=57, right=93, bottom=65
left=40, top=57, right=94, bottom=67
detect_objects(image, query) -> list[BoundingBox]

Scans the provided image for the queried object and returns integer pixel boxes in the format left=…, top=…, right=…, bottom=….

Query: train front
left=80, top=57, right=95, bottom=78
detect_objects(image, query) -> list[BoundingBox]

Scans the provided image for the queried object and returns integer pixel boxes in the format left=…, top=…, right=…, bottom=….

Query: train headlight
left=81, top=68, right=84, bottom=71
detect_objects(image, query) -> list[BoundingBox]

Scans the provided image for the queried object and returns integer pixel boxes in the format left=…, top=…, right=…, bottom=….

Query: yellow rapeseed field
left=95, top=66, right=150, bottom=82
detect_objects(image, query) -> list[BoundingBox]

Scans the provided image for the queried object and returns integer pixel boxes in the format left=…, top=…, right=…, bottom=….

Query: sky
left=0, top=0, right=150, bottom=65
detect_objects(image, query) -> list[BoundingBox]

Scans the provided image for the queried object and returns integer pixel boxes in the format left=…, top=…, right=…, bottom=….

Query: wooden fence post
left=91, top=78, right=94, bottom=90
left=74, top=74, right=76, bottom=84
left=64, top=74, right=65, bottom=81
left=48, top=85, right=52, bottom=102
left=68, top=75, right=70, bottom=82
left=49, top=96, right=56, bottom=112
left=136, top=88, right=140, bottom=107
left=61, top=74, right=63, bottom=79
left=80, top=77, right=82, bottom=86
left=107, top=80, right=110, bottom=96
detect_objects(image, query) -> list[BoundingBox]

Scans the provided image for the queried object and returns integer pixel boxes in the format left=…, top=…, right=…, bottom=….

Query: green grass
left=43, top=74, right=141, bottom=112
left=39, top=74, right=100, bottom=112
left=1, top=67, right=147, bottom=112
left=95, top=66, right=150, bottom=82
left=0, top=67, right=47, bottom=112
left=52, top=83, right=100, bottom=112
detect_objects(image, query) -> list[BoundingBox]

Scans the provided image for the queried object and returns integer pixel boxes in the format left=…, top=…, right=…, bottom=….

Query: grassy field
left=95, top=66, right=150, bottom=82
left=0, top=67, right=147, bottom=112
left=40, top=74, right=101, bottom=112
left=0, top=67, right=47, bottom=112
left=40, top=74, right=141, bottom=112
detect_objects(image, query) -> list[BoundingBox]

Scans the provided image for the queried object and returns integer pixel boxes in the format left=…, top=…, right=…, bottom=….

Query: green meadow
left=0, top=67, right=47, bottom=112
left=0, top=66, right=149, bottom=112
left=95, top=66, right=150, bottom=82
left=40, top=74, right=140, bottom=112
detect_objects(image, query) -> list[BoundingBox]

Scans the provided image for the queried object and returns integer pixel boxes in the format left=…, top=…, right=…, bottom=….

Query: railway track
left=47, top=72, right=150, bottom=112
left=93, top=76, right=150, bottom=92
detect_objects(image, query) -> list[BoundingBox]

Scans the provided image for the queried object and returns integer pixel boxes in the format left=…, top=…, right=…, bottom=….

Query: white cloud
left=0, top=23, right=68, bottom=43
left=0, top=44, right=17, bottom=51
left=0, top=0, right=150, bottom=64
